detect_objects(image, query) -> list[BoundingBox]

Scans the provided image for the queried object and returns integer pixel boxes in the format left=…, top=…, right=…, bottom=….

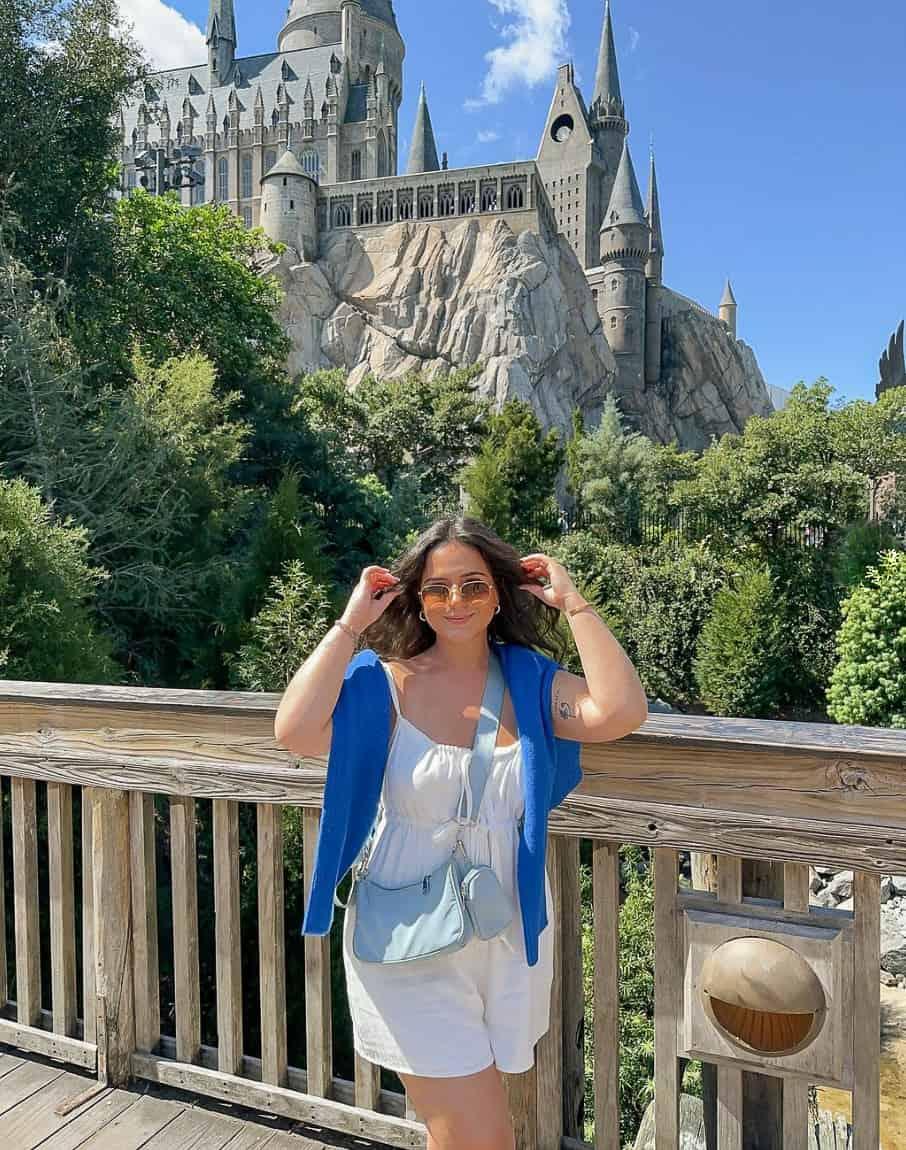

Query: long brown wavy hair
left=362, top=517, right=567, bottom=662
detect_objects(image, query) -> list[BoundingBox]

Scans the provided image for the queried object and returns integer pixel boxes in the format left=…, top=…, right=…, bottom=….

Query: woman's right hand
left=341, top=565, right=404, bottom=633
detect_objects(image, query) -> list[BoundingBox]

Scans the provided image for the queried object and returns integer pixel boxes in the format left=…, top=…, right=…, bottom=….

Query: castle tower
left=406, top=83, right=440, bottom=174
left=599, top=141, right=650, bottom=394
left=719, top=279, right=738, bottom=338
left=260, top=150, right=319, bottom=262
left=278, top=0, right=344, bottom=53
left=206, top=0, right=236, bottom=84
left=644, top=152, right=664, bottom=385
left=588, top=1, right=629, bottom=236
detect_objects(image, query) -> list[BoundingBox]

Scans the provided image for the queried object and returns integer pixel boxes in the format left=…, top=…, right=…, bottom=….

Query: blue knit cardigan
left=299, top=640, right=582, bottom=967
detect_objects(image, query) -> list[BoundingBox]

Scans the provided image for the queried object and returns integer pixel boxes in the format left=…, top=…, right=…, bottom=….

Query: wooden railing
left=0, top=679, right=903, bottom=1149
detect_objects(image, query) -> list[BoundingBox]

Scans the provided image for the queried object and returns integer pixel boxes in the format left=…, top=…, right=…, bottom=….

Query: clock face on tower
left=551, top=114, right=575, bottom=143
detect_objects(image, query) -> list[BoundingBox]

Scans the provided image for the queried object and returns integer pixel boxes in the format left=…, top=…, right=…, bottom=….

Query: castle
left=117, top=0, right=751, bottom=405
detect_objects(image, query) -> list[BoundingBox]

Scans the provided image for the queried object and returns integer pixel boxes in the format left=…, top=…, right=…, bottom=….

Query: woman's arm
left=519, top=553, right=648, bottom=744
left=273, top=564, right=402, bottom=756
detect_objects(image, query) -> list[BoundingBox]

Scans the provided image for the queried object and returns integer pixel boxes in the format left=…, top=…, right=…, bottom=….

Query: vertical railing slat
left=11, top=778, right=41, bottom=1026
left=653, top=847, right=680, bottom=1150
left=593, top=840, right=620, bottom=1150
left=81, top=788, right=96, bottom=1043
left=302, top=807, right=332, bottom=1097
left=716, top=855, right=743, bottom=1150
left=130, top=791, right=160, bottom=1053
left=535, top=834, right=564, bottom=1149
left=213, top=799, right=243, bottom=1074
left=48, top=782, right=77, bottom=1036
left=170, top=795, right=201, bottom=1064
left=560, top=835, right=584, bottom=1140
left=0, top=780, right=6, bottom=1008
left=257, top=802, right=288, bottom=1086
left=852, top=870, right=881, bottom=1150
left=782, top=862, right=810, bottom=1150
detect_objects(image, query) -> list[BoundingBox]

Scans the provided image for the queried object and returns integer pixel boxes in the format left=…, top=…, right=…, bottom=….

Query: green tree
left=0, top=0, right=148, bottom=289
left=0, top=476, right=119, bottom=682
left=460, top=398, right=564, bottom=543
left=827, top=551, right=906, bottom=728
left=832, top=385, right=906, bottom=519
left=694, top=565, right=791, bottom=717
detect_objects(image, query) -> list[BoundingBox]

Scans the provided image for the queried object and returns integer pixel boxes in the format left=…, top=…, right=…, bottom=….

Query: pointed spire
left=255, top=84, right=264, bottom=108
left=646, top=149, right=663, bottom=282
left=206, top=0, right=235, bottom=44
left=602, top=140, right=646, bottom=229
left=406, top=83, right=440, bottom=175
left=592, top=1, right=624, bottom=120
left=720, top=279, right=737, bottom=307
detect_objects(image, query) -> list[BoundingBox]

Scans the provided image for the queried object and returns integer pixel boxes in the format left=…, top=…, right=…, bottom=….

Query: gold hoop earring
left=494, top=604, right=501, bottom=615
left=419, top=610, right=426, bottom=621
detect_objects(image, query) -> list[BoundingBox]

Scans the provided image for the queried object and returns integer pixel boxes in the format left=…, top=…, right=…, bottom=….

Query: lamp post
left=133, top=144, right=204, bottom=197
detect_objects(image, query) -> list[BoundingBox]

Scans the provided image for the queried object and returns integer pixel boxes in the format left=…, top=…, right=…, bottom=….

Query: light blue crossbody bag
left=340, top=648, right=515, bottom=964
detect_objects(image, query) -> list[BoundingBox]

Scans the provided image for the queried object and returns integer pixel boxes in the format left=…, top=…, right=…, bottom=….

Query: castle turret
left=279, top=0, right=343, bottom=53
left=719, top=279, right=738, bottom=339
left=589, top=1, right=629, bottom=232
left=206, top=0, right=236, bottom=84
left=645, top=151, right=663, bottom=285
left=600, top=141, right=650, bottom=393
left=260, top=149, right=319, bottom=262
left=406, top=83, right=440, bottom=175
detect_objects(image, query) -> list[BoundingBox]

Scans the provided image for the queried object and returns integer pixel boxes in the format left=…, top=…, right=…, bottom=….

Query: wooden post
left=92, top=788, right=135, bottom=1086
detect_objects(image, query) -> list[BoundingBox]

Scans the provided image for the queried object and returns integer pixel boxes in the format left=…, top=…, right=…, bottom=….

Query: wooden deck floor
left=0, top=1050, right=397, bottom=1150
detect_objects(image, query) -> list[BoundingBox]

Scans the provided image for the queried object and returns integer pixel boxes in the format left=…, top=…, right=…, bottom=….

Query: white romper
left=342, top=661, right=554, bottom=1078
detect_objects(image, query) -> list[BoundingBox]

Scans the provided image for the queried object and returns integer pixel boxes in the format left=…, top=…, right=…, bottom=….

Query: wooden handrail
left=0, top=680, right=898, bottom=1150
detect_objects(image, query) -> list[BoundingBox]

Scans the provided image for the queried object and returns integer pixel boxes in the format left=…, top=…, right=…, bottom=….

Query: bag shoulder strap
left=456, top=647, right=505, bottom=824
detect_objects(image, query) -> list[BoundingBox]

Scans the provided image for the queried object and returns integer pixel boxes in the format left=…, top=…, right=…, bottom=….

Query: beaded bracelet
left=333, top=619, right=360, bottom=642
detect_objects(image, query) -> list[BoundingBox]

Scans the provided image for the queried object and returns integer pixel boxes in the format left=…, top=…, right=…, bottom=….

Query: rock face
left=269, top=218, right=615, bottom=443
left=267, top=218, right=775, bottom=450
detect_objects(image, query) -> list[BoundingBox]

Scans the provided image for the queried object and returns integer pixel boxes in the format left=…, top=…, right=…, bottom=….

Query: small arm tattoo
left=554, top=686, right=578, bottom=721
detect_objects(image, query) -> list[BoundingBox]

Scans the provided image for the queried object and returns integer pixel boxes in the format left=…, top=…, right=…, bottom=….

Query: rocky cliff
left=266, top=218, right=774, bottom=450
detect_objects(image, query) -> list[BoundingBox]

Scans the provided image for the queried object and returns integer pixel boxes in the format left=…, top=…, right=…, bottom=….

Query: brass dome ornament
left=699, top=937, right=827, bottom=1056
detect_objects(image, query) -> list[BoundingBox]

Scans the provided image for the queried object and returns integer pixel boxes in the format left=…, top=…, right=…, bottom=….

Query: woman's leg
left=397, top=1062, right=515, bottom=1150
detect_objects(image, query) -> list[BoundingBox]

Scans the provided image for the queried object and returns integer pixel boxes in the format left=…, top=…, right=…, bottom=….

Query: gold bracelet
left=567, top=603, right=598, bottom=621
left=562, top=592, right=591, bottom=617
left=333, top=619, right=360, bottom=642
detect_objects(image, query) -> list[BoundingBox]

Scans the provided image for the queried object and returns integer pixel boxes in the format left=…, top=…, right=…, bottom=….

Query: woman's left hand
left=518, top=553, right=581, bottom=611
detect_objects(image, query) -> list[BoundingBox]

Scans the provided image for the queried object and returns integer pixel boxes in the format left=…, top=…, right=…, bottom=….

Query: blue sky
left=132, top=0, right=906, bottom=404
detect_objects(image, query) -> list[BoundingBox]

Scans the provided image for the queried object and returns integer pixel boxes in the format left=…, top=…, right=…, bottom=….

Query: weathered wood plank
left=0, top=1059, right=64, bottom=1116
left=535, top=840, right=563, bottom=1149
left=257, top=803, right=288, bottom=1088
left=139, top=1106, right=243, bottom=1149
left=47, top=782, right=77, bottom=1036
left=11, top=778, right=41, bottom=1026
left=0, top=1070, right=116, bottom=1147
left=0, top=1016, right=96, bottom=1069
left=92, top=788, right=136, bottom=1086
left=783, top=863, right=810, bottom=1150
left=129, top=790, right=160, bottom=1054
left=592, top=840, right=620, bottom=1150
left=852, top=870, right=881, bottom=1150
left=302, top=807, right=331, bottom=1098
left=353, top=1052, right=381, bottom=1114
left=18, top=1085, right=139, bottom=1150
left=501, top=1066, right=537, bottom=1150
left=560, top=835, right=584, bottom=1141
left=132, top=1052, right=428, bottom=1149
left=716, top=856, right=743, bottom=1150
left=213, top=799, right=243, bottom=1075
left=0, top=782, right=7, bottom=1007
left=170, top=795, right=201, bottom=1065
left=72, top=1093, right=181, bottom=1148
left=81, top=788, right=97, bottom=1043
left=653, top=848, right=680, bottom=1150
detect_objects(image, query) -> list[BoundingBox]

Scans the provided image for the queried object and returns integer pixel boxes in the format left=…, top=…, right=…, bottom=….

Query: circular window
left=551, top=114, right=574, bottom=143
left=700, top=937, right=827, bottom=1056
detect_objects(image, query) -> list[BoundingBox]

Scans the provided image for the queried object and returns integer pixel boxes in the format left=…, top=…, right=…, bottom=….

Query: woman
left=274, top=517, right=647, bottom=1150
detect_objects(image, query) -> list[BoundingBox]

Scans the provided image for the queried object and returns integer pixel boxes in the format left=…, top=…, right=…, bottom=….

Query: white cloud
left=117, top=0, right=206, bottom=72
left=627, top=25, right=640, bottom=54
left=477, top=129, right=500, bottom=143
left=469, top=0, right=571, bottom=108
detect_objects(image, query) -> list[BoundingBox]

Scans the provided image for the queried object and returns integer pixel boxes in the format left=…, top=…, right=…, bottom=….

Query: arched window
left=264, top=149, right=277, bottom=174
left=126, top=168, right=136, bottom=192
left=418, top=192, right=433, bottom=218
left=379, top=198, right=393, bottom=223
left=242, top=207, right=252, bottom=228
left=302, top=150, right=319, bottom=180
left=612, top=278, right=618, bottom=292
left=377, top=133, right=388, bottom=178
left=398, top=195, right=413, bottom=220
left=358, top=200, right=373, bottom=225
left=610, top=316, right=617, bottom=329
left=480, top=186, right=497, bottom=212
left=459, top=190, right=475, bottom=214
left=271, top=109, right=279, bottom=128
left=334, top=203, right=351, bottom=227
left=241, top=153, right=253, bottom=199
left=351, top=150, right=362, bottom=180
left=218, top=157, right=229, bottom=201
left=191, top=164, right=204, bottom=205
left=438, top=191, right=455, bottom=216
left=506, top=183, right=524, bottom=210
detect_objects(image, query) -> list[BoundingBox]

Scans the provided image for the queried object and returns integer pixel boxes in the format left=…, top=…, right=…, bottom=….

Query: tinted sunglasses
left=418, top=579, right=494, bottom=609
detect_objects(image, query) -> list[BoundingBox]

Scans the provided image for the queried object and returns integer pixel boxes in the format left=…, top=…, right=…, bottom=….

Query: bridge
left=0, top=678, right=901, bottom=1149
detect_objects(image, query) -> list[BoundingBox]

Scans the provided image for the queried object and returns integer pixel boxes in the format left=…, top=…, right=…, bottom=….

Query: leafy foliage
left=827, top=551, right=906, bottom=728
